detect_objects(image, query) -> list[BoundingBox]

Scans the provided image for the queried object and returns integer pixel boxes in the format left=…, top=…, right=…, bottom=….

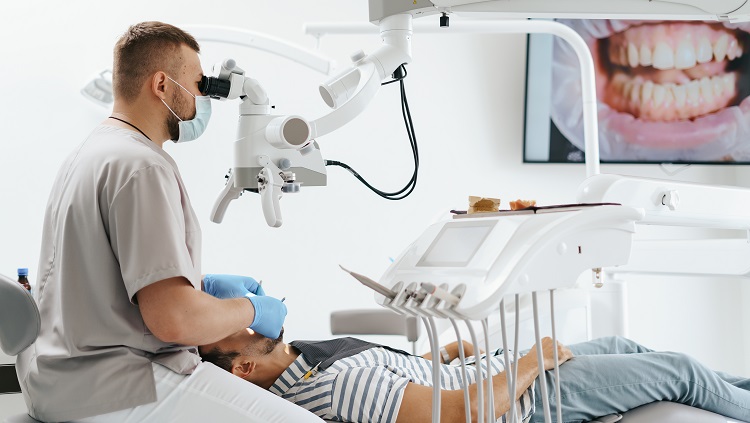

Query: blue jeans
left=528, top=336, right=750, bottom=423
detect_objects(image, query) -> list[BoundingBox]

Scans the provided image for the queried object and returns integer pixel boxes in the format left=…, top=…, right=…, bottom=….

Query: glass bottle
left=17, top=267, right=31, bottom=292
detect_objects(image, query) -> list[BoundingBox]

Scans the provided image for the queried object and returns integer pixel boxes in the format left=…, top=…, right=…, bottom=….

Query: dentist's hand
left=203, top=274, right=265, bottom=299
left=247, top=295, right=287, bottom=338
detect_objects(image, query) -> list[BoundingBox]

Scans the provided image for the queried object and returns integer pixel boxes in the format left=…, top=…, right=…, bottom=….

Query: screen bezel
left=416, top=220, right=497, bottom=268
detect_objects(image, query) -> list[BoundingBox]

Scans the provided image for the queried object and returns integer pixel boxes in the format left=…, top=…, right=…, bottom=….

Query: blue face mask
left=162, top=76, right=212, bottom=143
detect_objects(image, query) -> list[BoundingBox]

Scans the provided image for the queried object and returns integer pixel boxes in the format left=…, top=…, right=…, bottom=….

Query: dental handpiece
left=420, top=282, right=461, bottom=306
left=339, top=265, right=397, bottom=299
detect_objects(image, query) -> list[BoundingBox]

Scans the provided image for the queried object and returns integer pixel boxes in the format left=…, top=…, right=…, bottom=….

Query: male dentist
left=17, top=21, right=293, bottom=423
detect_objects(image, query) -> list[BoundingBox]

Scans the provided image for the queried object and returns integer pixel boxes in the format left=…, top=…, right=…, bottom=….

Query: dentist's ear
left=152, top=71, right=169, bottom=99
left=232, top=360, right=256, bottom=380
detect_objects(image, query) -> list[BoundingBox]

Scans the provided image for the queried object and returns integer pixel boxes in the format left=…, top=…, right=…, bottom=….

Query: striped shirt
left=269, top=346, right=536, bottom=423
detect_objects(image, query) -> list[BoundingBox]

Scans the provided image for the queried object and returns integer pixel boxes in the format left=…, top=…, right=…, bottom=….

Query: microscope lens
left=199, top=76, right=231, bottom=99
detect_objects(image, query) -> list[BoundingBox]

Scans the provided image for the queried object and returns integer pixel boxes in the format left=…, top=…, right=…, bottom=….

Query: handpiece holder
left=209, top=14, right=413, bottom=227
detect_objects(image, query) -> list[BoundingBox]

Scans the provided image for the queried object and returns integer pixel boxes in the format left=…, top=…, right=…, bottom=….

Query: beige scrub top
left=17, top=125, right=203, bottom=422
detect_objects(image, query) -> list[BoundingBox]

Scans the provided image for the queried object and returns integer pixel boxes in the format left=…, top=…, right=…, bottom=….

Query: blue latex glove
left=247, top=295, right=287, bottom=339
left=203, top=274, right=265, bottom=299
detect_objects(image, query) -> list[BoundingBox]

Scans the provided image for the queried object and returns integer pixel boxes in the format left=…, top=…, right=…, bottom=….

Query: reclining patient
left=199, top=328, right=750, bottom=423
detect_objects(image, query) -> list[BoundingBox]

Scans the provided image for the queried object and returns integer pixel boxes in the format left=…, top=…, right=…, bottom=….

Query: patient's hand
left=528, top=337, right=574, bottom=370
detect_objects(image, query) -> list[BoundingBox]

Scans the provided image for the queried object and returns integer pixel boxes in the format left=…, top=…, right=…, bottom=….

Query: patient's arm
left=398, top=338, right=572, bottom=423
left=421, top=340, right=477, bottom=363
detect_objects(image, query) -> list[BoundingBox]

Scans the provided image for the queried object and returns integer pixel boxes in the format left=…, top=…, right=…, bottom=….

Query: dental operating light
left=80, top=70, right=113, bottom=107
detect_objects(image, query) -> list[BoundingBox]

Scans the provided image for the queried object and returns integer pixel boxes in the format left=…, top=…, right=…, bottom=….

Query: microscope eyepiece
left=199, top=75, right=231, bottom=99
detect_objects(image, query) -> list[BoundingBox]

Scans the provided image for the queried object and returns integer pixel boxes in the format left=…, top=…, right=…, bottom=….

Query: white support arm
left=306, top=19, right=600, bottom=176
left=310, top=14, right=414, bottom=139
left=182, top=24, right=335, bottom=74
left=367, top=0, right=750, bottom=22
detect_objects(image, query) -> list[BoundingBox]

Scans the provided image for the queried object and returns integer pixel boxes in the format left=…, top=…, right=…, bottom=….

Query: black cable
left=381, top=65, right=407, bottom=86
left=325, top=64, right=419, bottom=200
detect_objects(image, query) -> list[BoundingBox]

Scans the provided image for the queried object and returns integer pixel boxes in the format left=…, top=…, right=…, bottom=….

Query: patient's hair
left=113, top=21, right=200, bottom=102
left=199, top=328, right=285, bottom=372
left=200, top=347, right=239, bottom=372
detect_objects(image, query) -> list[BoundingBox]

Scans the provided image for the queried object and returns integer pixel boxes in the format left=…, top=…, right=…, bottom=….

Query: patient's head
left=199, top=327, right=293, bottom=389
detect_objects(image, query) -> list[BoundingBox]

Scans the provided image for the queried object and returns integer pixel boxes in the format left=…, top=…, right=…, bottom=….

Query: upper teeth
left=613, top=34, right=743, bottom=70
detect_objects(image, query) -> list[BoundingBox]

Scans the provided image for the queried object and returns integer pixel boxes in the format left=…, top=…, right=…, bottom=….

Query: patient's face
left=203, top=327, right=285, bottom=358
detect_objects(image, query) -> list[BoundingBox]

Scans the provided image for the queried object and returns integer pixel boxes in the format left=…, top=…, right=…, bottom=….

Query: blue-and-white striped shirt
left=269, top=346, right=535, bottom=423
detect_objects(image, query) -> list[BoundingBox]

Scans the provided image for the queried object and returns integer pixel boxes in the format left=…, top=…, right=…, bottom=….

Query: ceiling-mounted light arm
left=181, top=24, right=335, bottom=75
left=310, top=14, right=413, bottom=139
left=81, top=25, right=336, bottom=107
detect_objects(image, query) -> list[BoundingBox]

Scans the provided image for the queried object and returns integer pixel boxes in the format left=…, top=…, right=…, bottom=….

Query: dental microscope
left=202, top=14, right=414, bottom=227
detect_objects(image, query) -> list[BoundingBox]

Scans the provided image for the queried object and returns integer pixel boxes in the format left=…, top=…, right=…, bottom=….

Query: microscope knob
left=299, top=142, right=317, bottom=156
left=278, top=158, right=291, bottom=170
left=282, top=182, right=301, bottom=193
left=661, top=190, right=680, bottom=211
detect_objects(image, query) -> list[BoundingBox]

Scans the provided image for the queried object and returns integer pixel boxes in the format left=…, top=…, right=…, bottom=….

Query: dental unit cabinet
left=376, top=205, right=644, bottom=320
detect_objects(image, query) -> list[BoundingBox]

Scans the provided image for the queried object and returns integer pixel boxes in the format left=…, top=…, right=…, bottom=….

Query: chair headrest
left=0, top=273, right=40, bottom=356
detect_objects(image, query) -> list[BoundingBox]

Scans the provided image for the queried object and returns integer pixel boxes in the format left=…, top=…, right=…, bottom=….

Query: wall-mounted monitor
left=523, top=19, right=750, bottom=164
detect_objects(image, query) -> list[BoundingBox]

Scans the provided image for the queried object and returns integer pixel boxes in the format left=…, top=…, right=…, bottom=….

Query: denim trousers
left=528, top=336, right=750, bottom=423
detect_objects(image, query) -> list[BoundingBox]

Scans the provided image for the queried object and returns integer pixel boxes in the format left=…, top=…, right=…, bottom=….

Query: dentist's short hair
left=113, top=21, right=200, bottom=102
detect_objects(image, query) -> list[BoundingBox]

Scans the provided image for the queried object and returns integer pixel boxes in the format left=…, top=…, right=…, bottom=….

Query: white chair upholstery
left=590, top=401, right=738, bottom=423
left=4, top=415, right=42, bottom=423
left=0, top=274, right=39, bottom=356
left=619, top=401, right=739, bottom=422
left=0, top=274, right=46, bottom=423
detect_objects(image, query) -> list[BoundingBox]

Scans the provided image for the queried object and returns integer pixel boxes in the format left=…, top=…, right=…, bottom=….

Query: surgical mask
left=162, top=76, right=212, bottom=143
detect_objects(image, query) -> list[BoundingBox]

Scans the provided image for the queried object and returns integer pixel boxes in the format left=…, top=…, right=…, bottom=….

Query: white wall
left=0, top=1, right=747, bottom=417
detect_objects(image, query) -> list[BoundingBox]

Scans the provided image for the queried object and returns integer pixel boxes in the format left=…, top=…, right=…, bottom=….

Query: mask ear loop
left=162, top=76, right=197, bottom=122
left=161, top=99, right=184, bottom=122
left=167, top=76, right=196, bottom=99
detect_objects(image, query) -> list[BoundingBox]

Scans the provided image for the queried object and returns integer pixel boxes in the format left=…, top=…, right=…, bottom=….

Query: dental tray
left=450, top=202, right=621, bottom=218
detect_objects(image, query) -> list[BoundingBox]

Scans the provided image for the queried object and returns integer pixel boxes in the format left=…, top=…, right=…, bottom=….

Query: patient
left=199, top=329, right=750, bottom=423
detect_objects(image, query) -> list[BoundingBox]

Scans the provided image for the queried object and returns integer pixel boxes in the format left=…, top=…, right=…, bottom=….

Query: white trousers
left=74, top=362, right=322, bottom=423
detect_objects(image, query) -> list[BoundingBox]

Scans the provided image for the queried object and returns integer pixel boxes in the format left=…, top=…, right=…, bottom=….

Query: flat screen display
left=417, top=221, right=496, bottom=267
left=523, top=19, right=750, bottom=164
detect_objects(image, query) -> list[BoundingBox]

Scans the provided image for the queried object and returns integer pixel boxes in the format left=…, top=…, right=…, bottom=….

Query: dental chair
left=0, top=273, right=45, bottom=423
left=1, top=270, right=740, bottom=423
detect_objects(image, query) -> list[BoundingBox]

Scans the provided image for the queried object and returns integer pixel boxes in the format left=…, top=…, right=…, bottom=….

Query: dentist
left=17, top=21, right=294, bottom=423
